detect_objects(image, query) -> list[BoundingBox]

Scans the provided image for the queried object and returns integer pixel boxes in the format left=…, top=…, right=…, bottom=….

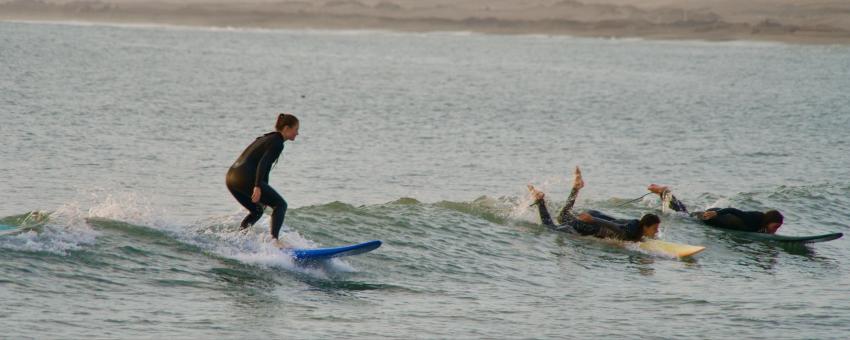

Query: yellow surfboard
left=637, top=239, right=705, bottom=258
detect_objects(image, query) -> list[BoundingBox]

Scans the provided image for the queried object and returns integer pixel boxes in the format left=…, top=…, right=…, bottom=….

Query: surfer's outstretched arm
left=557, top=167, right=584, bottom=224
left=647, top=184, right=689, bottom=213
left=690, top=210, right=711, bottom=220
left=528, top=185, right=555, bottom=226
left=691, top=208, right=781, bottom=233
left=695, top=208, right=745, bottom=228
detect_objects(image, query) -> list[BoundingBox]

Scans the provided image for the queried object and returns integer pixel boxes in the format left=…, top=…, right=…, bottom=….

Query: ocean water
left=1, top=21, right=850, bottom=339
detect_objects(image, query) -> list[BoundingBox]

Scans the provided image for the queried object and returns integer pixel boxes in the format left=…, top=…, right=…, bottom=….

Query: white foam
left=1, top=188, right=356, bottom=274
left=510, top=176, right=572, bottom=223
left=152, top=211, right=357, bottom=276
left=5, top=19, right=410, bottom=37
left=0, top=203, right=98, bottom=255
left=85, top=191, right=169, bottom=228
left=1, top=191, right=159, bottom=255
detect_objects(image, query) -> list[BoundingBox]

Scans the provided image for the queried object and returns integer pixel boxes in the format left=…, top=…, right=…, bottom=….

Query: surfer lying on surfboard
left=529, top=167, right=660, bottom=241
left=226, top=113, right=300, bottom=248
left=647, top=184, right=783, bottom=234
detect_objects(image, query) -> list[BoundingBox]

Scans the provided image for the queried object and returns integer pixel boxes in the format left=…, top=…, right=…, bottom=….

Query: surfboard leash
left=614, top=192, right=652, bottom=207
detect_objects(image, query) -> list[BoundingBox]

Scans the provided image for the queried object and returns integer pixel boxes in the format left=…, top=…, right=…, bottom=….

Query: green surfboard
left=728, top=231, right=843, bottom=244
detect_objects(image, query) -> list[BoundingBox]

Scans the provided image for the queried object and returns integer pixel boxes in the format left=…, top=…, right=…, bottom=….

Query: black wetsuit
left=226, top=132, right=288, bottom=239
left=661, top=191, right=767, bottom=233
left=535, top=187, right=644, bottom=241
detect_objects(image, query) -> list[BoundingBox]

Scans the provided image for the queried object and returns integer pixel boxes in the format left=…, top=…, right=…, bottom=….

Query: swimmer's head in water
left=764, top=210, right=784, bottom=234
left=639, top=213, right=661, bottom=238
left=276, top=113, right=299, bottom=141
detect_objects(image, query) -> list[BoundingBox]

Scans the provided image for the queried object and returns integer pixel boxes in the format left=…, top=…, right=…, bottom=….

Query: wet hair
left=638, top=214, right=660, bottom=229
left=275, top=113, right=299, bottom=131
left=764, top=210, right=783, bottom=225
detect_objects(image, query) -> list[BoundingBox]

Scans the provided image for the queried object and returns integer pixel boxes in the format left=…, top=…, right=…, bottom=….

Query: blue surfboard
left=289, top=240, right=382, bottom=261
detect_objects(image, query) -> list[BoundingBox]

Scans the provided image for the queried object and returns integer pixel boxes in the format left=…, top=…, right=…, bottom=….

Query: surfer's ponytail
left=276, top=113, right=299, bottom=131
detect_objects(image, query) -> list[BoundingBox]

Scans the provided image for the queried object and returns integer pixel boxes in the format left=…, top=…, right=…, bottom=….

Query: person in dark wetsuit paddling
left=646, top=184, right=783, bottom=234
left=226, top=113, right=299, bottom=247
left=528, top=167, right=660, bottom=242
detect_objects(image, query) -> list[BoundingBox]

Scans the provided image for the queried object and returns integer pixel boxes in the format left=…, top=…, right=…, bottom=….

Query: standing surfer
left=226, top=113, right=299, bottom=247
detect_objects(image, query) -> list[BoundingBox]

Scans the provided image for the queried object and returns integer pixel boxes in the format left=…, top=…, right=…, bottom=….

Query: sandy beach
left=3, top=0, right=850, bottom=44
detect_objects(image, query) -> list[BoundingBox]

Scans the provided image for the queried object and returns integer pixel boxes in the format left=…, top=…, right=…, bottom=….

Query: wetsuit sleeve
left=661, top=190, right=689, bottom=213
left=703, top=208, right=764, bottom=232
left=557, top=187, right=581, bottom=225
left=702, top=210, right=745, bottom=229
left=253, top=140, right=283, bottom=187
left=535, top=199, right=555, bottom=227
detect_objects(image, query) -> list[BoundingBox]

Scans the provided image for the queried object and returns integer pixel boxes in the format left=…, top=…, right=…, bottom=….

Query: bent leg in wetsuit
left=531, top=183, right=605, bottom=237
left=226, top=176, right=288, bottom=239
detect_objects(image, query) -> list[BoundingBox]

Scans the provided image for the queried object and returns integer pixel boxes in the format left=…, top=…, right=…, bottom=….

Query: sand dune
left=2, top=0, right=850, bottom=44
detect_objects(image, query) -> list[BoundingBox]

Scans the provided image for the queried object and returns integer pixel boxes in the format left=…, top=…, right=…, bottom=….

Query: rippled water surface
left=2, top=21, right=849, bottom=339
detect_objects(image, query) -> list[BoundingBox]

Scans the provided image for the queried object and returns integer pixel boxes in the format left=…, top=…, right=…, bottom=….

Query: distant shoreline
left=3, top=0, right=850, bottom=45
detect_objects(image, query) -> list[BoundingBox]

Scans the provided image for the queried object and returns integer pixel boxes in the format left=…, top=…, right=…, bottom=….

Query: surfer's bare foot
left=273, top=238, right=291, bottom=249
left=527, top=184, right=545, bottom=201
left=573, top=167, right=584, bottom=190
